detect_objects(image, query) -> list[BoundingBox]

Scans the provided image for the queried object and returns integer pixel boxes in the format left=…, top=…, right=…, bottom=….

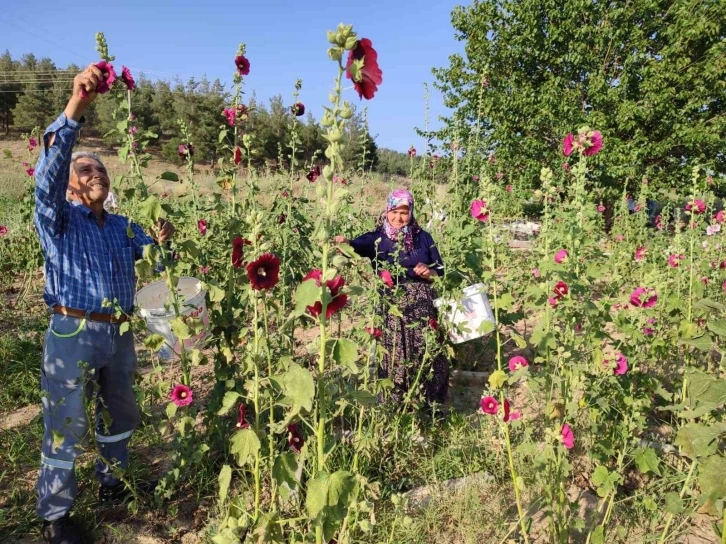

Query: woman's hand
left=413, top=263, right=433, bottom=279
left=333, top=235, right=349, bottom=245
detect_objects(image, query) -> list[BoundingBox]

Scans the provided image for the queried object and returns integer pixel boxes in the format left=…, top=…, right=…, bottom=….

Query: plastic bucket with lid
left=135, top=277, right=209, bottom=360
left=433, top=283, right=496, bottom=344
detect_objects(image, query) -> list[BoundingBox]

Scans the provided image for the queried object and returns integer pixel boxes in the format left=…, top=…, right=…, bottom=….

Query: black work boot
left=98, top=479, right=158, bottom=505
left=41, top=514, right=85, bottom=544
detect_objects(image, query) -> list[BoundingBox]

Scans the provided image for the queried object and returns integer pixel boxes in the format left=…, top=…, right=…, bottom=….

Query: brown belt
left=52, top=305, right=130, bottom=324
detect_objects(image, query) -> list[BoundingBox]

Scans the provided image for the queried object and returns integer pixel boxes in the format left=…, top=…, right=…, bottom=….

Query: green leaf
left=488, top=369, right=507, bottom=389
left=694, top=298, right=726, bottom=314
left=633, top=448, right=661, bottom=476
left=679, top=334, right=713, bottom=352
left=144, top=333, right=167, bottom=352
left=139, top=195, right=162, bottom=225
left=706, top=319, right=726, bottom=338
left=306, top=472, right=330, bottom=519
left=230, top=428, right=260, bottom=467
left=305, top=470, right=355, bottom=522
left=205, top=281, right=226, bottom=303
left=217, top=391, right=240, bottom=416
left=51, top=429, right=65, bottom=450
left=218, top=464, right=232, bottom=507
left=171, top=317, right=191, bottom=340
left=165, top=402, right=177, bottom=419
left=496, top=292, right=515, bottom=311
left=331, top=338, right=359, bottom=371
left=675, top=422, right=726, bottom=459
left=281, top=363, right=315, bottom=412
left=159, top=171, right=180, bottom=182
left=272, top=452, right=300, bottom=501
left=294, top=279, right=319, bottom=316
left=664, top=492, right=684, bottom=515
left=697, top=455, right=726, bottom=506
left=119, top=321, right=130, bottom=335
left=590, top=525, right=604, bottom=544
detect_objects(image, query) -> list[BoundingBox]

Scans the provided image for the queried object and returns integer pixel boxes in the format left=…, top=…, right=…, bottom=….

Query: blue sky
left=0, top=0, right=464, bottom=152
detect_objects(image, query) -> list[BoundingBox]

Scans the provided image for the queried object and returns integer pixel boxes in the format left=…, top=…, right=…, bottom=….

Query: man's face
left=69, top=157, right=110, bottom=206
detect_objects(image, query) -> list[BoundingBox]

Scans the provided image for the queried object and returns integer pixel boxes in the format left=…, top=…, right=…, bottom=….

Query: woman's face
left=387, top=204, right=410, bottom=229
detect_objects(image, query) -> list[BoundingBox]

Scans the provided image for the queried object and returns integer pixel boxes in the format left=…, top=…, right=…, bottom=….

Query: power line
left=0, top=16, right=90, bottom=62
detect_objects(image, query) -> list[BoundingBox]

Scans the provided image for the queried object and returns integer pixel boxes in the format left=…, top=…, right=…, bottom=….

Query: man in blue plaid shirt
left=34, top=65, right=174, bottom=544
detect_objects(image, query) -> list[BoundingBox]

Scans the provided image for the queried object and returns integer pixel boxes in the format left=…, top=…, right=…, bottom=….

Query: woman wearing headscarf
left=335, top=189, right=449, bottom=405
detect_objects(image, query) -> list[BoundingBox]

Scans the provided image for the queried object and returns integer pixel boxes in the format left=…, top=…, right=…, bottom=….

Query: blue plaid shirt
left=34, top=113, right=156, bottom=314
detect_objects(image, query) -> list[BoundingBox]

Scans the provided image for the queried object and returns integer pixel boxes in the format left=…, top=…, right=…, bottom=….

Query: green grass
left=0, top=314, right=45, bottom=412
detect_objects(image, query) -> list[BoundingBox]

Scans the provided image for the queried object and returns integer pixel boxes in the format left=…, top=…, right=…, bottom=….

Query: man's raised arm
left=33, top=65, right=102, bottom=238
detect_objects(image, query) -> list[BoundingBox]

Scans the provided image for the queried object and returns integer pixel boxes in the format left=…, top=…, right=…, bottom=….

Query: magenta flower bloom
left=28, top=137, right=38, bottom=150
left=291, top=102, right=305, bottom=116
left=223, top=107, right=236, bottom=126
left=634, top=246, right=647, bottom=262
left=120, top=66, right=136, bottom=91
left=0, top=225, right=7, bottom=236
left=508, top=356, right=528, bottom=372
left=170, top=384, right=193, bottom=407
left=506, top=184, right=513, bottom=193
left=233, top=146, right=242, bottom=166
left=686, top=199, right=706, bottom=215
left=80, top=60, right=116, bottom=97
left=345, top=38, right=383, bottom=100
left=561, top=424, right=575, bottom=449
left=553, top=280, right=569, bottom=299
left=554, top=249, right=569, bottom=264
left=379, top=269, right=394, bottom=288
left=503, top=399, right=521, bottom=423
left=235, top=55, right=250, bottom=76
left=197, top=219, right=207, bottom=236
left=548, top=297, right=559, bottom=307
left=605, top=352, right=628, bottom=375
left=532, top=268, right=540, bottom=278
left=496, top=172, right=504, bottom=180
left=472, top=175, right=480, bottom=182
left=198, top=265, right=211, bottom=275
left=470, top=200, right=489, bottom=222
left=26, top=168, right=35, bottom=177
left=643, top=327, right=654, bottom=336
left=408, top=147, right=416, bottom=158
left=629, top=287, right=658, bottom=308
left=562, top=134, right=575, bottom=156
left=306, top=165, right=321, bottom=183
left=236, top=404, right=250, bottom=429
left=714, top=210, right=724, bottom=224
left=615, top=234, right=624, bottom=242
left=480, top=396, right=499, bottom=415
left=668, top=254, right=684, bottom=268
left=597, top=204, right=605, bottom=213
left=246, top=253, right=281, bottom=291
left=366, top=327, right=383, bottom=339
left=562, top=162, right=570, bottom=172
left=582, top=131, right=603, bottom=156
left=178, top=143, right=194, bottom=158
left=428, top=317, right=439, bottom=330
left=287, top=423, right=304, bottom=453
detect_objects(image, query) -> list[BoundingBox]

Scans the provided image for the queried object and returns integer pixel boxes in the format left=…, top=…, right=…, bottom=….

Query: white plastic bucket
left=434, top=283, right=496, bottom=344
left=135, top=277, right=209, bottom=360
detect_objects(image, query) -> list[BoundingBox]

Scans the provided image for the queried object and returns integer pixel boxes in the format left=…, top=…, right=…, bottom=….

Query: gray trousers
left=36, top=314, right=140, bottom=521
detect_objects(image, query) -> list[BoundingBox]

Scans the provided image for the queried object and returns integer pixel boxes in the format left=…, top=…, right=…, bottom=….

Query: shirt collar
left=70, top=200, right=107, bottom=220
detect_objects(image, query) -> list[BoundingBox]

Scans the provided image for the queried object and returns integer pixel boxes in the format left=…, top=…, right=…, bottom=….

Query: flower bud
left=332, top=255, right=347, bottom=268
left=316, top=183, right=326, bottom=198
left=242, top=134, right=252, bottom=148
left=326, top=30, right=338, bottom=44
left=329, top=128, right=342, bottom=143
left=321, top=112, right=335, bottom=127
left=344, top=36, right=358, bottom=50
left=323, top=165, right=334, bottom=181
left=327, top=47, right=343, bottom=61
left=340, top=102, right=353, bottom=119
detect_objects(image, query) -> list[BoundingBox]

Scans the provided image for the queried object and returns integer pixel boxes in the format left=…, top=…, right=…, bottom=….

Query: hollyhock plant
left=706, top=224, right=721, bottom=236
left=246, top=253, right=281, bottom=290
left=561, top=424, right=575, bottom=449
left=548, top=297, right=559, bottom=308
left=686, top=199, right=706, bottom=214
left=120, top=66, right=136, bottom=91
left=408, top=146, right=416, bottom=158
left=236, top=404, right=250, bottom=429
left=428, top=317, right=439, bottom=330
left=178, top=143, right=194, bottom=158
left=597, top=204, right=605, bottom=213
left=379, top=269, right=394, bottom=288
left=232, top=236, right=251, bottom=268
left=470, top=199, right=489, bottom=222
left=506, top=184, right=513, bottom=193
left=235, top=54, right=250, bottom=76
left=287, top=424, right=304, bottom=453
left=80, top=60, right=116, bottom=97
left=233, top=146, right=242, bottom=166
left=366, top=327, right=382, bottom=339
left=0, top=225, right=7, bottom=236
left=714, top=210, right=724, bottom=224
left=554, top=249, right=569, bottom=264
left=197, top=219, right=207, bottom=236
left=303, top=269, right=348, bottom=319
left=553, top=280, right=569, bottom=299
left=291, top=102, right=305, bottom=116
left=480, top=396, right=499, bottom=415
left=26, top=168, right=35, bottom=177
left=629, top=287, right=658, bottom=308
left=581, top=130, right=603, bottom=156
left=606, top=352, right=628, bottom=375
left=668, top=254, right=684, bottom=268
left=306, top=165, right=321, bottom=182
left=223, top=107, right=236, bottom=126
left=345, top=38, right=383, bottom=100
left=634, top=247, right=648, bottom=261
left=508, top=356, right=528, bottom=372
left=503, top=399, right=521, bottom=423
left=562, top=134, right=575, bottom=156
left=532, top=268, right=540, bottom=278
left=170, top=384, right=193, bottom=407
left=28, top=137, right=37, bottom=150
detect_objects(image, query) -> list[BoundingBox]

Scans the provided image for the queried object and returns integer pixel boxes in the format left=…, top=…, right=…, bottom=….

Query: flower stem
left=658, top=460, right=697, bottom=544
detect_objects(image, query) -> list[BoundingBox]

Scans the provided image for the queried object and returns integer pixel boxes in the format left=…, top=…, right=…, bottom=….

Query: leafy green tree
left=430, top=0, right=726, bottom=197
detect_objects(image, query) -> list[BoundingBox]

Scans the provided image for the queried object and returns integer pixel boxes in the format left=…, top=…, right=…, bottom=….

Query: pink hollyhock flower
left=28, top=137, right=38, bottom=150
left=346, top=38, right=383, bottom=100
left=581, top=131, right=603, bottom=156
left=508, top=356, right=528, bottom=372
left=22, top=161, right=29, bottom=168
left=506, top=184, right=513, bottom=193
left=247, top=253, right=281, bottom=290
left=470, top=200, right=489, bottom=222
left=562, top=162, right=570, bottom=172
left=496, top=172, right=504, bottom=180
left=0, top=225, right=7, bottom=236
left=223, top=107, right=236, bottom=126
left=428, top=317, right=439, bottom=330
left=80, top=60, right=116, bottom=97
left=634, top=247, right=647, bottom=261
left=278, top=213, right=286, bottom=224
left=236, top=104, right=249, bottom=120
left=128, top=126, right=137, bottom=134
left=197, top=219, right=207, bottom=236
left=714, top=210, right=724, bottom=224
left=235, top=55, right=250, bottom=76
left=668, top=254, right=684, bottom=268
left=282, top=191, right=289, bottom=197
left=706, top=224, right=721, bottom=236
left=379, top=269, right=394, bottom=288
left=287, top=423, right=304, bottom=453
left=548, top=297, right=559, bottom=307
left=503, top=399, right=521, bottom=423
left=720, top=261, right=726, bottom=269
left=562, top=133, right=575, bottom=156
left=575, top=323, right=583, bottom=334
left=615, top=235, right=624, bottom=242
left=408, top=146, right=416, bottom=158
left=553, top=280, right=569, bottom=299
left=198, top=265, right=210, bottom=275
left=366, top=327, right=383, bottom=339
left=532, top=268, right=540, bottom=278
left=236, top=404, right=250, bottom=429
left=561, top=424, right=575, bottom=449
left=302, top=269, right=348, bottom=319
left=629, top=287, right=658, bottom=308
left=606, top=352, right=628, bottom=375
left=306, top=165, right=320, bottom=182
left=177, top=144, right=193, bottom=159
left=26, top=168, right=35, bottom=177
left=472, top=175, right=480, bottom=182
left=701, top=276, right=709, bottom=285
left=291, top=102, right=305, bottom=116
left=120, top=66, right=136, bottom=91
left=170, top=384, right=193, bottom=407
left=480, top=396, right=499, bottom=415
left=597, top=205, right=605, bottom=213
left=231, top=236, right=251, bottom=268
left=634, top=204, right=643, bottom=212
left=554, top=249, right=569, bottom=264
left=643, top=326, right=654, bottom=336
left=686, top=199, right=706, bottom=214
left=233, top=146, right=242, bottom=166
